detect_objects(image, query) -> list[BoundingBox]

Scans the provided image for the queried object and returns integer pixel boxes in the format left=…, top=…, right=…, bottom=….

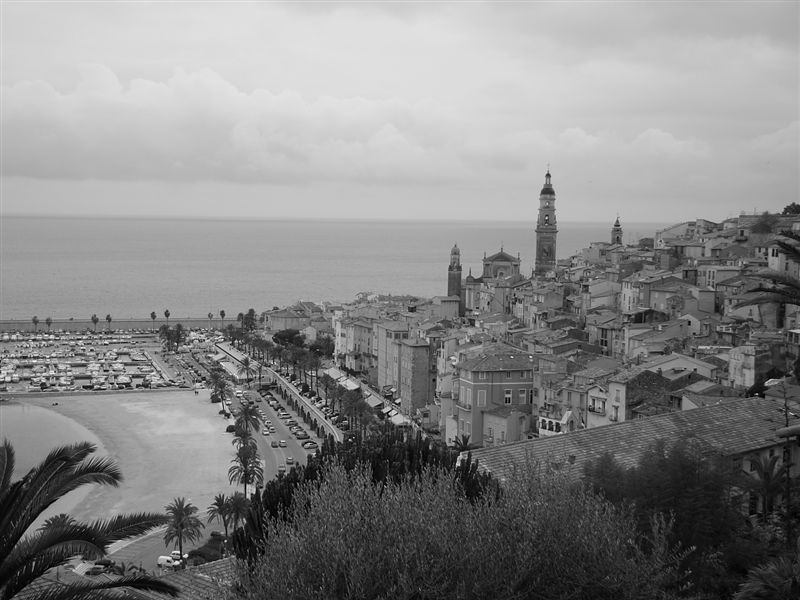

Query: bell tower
left=447, top=243, right=464, bottom=316
left=611, top=216, right=623, bottom=245
left=534, top=170, right=558, bottom=276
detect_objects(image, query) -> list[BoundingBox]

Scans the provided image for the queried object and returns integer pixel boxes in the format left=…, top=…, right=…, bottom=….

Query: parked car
left=302, top=441, right=319, bottom=450
left=295, top=431, right=310, bottom=440
left=157, top=556, right=180, bottom=570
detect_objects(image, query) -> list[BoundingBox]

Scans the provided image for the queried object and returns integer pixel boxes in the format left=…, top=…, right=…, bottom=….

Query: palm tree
left=208, top=312, right=214, bottom=330
left=208, top=367, right=230, bottom=405
left=207, top=493, right=231, bottom=538
left=733, top=556, right=800, bottom=600
left=226, top=492, right=250, bottom=531
left=228, top=445, right=263, bottom=496
left=44, top=317, right=52, bottom=332
left=164, top=309, right=170, bottom=326
left=163, top=497, right=204, bottom=570
left=0, top=440, right=177, bottom=599
left=234, top=404, right=261, bottom=437
left=236, top=356, right=255, bottom=389
left=452, top=434, right=473, bottom=452
left=743, top=454, right=789, bottom=519
left=150, top=311, right=157, bottom=332
left=91, top=313, right=99, bottom=332
left=31, top=316, right=39, bottom=332
left=105, top=314, right=112, bottom=331
left=219, top=309, right=226, bottom=329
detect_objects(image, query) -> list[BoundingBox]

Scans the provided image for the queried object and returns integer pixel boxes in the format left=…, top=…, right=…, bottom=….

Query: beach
left=1, top=390, right=240, bottom=523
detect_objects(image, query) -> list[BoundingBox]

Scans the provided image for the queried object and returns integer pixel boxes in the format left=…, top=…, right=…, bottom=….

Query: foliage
left=228, top=445, right=263, bottom=496
left=583, top=437, right=794, bottom=598
left=0, top=439, right=176, bottom=599
left=208, top=367, right=231, bottom=404
left=158, top=323, right=185, bottom=353
left=207, top=493, right=231, bottom=538
left=751, top=212, right=780, bottom=234
left=783, top=203, right=800, bottom=216
left=233, top=462, right=682, bottom=600
left=163, top=497, right=205, bottom=569
left=733, top=555, right=800, bottom=600
left=272, top=329, right=306, bottom=348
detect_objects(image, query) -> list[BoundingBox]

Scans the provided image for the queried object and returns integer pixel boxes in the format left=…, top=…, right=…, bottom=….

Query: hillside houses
left=258, top=211, right=800, bottom=452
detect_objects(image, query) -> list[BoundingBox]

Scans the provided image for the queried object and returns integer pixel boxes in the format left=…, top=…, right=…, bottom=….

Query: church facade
left=447, top=170, right=559, bottom=317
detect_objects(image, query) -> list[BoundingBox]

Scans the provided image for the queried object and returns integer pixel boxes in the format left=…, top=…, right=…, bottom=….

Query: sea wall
left=0, top=317, right=230, bottom=333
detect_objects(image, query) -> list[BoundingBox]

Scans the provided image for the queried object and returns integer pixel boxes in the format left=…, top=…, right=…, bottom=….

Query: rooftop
left=467, top=397, right=796, bottom=483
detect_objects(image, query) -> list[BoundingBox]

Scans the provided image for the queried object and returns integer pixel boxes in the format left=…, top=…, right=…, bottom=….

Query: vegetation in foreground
left=0, top=439, right=178, bottom=599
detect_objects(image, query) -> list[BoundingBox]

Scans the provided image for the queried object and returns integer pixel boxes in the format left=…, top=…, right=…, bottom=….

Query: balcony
left=587, top=406, right=606, bottom=416
left=456, top=401, right=473, bottom=411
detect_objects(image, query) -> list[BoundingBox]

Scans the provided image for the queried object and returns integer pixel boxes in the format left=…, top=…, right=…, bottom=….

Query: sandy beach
left=1, top=390, right=240, bottom=523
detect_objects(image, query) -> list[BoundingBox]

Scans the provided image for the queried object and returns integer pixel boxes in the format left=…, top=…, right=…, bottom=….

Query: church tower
left=534, top=170, right=558, bottom=276
left=611, top=216, right=623, bottom=245
left=447, top=243, right=463, bottom=315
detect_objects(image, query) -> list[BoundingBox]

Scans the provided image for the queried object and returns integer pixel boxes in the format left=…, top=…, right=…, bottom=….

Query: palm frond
left=20, top=574, right=180, bottom=600
left=0, top=439, right=14, bottom=492
left=85, top=512, right=169, bottom=546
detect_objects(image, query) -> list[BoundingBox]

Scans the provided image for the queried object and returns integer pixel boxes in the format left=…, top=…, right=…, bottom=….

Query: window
left=465, top=388, right=472, bottom=407
left=488, top=427, right=493, bottom=438
left=477, top=390, right=486, bottom=407
left=505, top=371, right=512, bottom=379
left=518, top=389, right=527, bottom=404
left=465, top=421, right=471, bottom=435
left=478, top=371, right=486, bottom=380
left=504, top=389, right=512, bottom=404
left=749, top=460, right=757, bottom=472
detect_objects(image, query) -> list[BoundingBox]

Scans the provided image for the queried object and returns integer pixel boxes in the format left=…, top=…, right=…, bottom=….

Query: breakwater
left=0, top=317, right=232, bottom=333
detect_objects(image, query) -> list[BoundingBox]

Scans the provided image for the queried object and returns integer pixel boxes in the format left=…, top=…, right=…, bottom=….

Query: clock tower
left=534, top=169, right=558, bottom=277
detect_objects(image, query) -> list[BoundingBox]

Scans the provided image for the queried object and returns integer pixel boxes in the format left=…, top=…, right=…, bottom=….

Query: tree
left=228, top=445, right=263, bottom=496
left=150, top=311, right=157, bottom=332
left=743, top=454, right=789, bottom=520
left=233, top=463, right=680, bottom=600
left=226, top=492, right=250, bottom=530
left=207, top=493, right=231, bottom=538
left=105, top=314, right=112, bottom=331
left=91, top=313, right=99, bottom=332
left=220, top=309, right=226, bottom=328
left=451, top=434, right=473, bottom=452
left=164, top=309, right=170, bottom=325
left=782, top=203, right=800, bottom=216
left=163, top=497, right=204, bottom=569
left=237, top=356, right=255, bottom=389
left=0, top=440, right=177, bottom=599
left=209, top=367, right=230, bottom=404
left=234, top=404, right=261, bottom=439
left=734, top=556, right=800, bottom=600
left=208, top=312, right=214, bottom=330
left=44, top=317, right=52, bottom=332
left=31, top=316, right=39, bottom=333
left=752, top=212, right=780, bottom=234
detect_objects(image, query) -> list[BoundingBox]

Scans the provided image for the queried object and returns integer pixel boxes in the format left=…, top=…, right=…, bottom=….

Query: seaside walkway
left=214, top=342, right=344, bottom=443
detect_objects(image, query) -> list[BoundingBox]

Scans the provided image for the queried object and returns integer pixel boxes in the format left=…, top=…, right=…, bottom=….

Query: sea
left=0, top=216, right=670, bottom=320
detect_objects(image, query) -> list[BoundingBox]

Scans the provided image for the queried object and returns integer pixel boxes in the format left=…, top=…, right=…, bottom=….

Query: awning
left=365, top=394, right=384, bottom=409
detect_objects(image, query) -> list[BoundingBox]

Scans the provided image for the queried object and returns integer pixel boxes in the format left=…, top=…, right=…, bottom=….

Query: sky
left=1, top=1, right=797, bottom=223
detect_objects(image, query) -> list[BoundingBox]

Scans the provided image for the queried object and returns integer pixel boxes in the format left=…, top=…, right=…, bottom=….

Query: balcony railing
left=456, top=401, right=472, bottom=411
left=588, top=406, right=606, bottom=416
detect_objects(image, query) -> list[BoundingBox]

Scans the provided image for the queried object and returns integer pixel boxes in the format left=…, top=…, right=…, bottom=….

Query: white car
left=234, top=389, right=244, bottom=398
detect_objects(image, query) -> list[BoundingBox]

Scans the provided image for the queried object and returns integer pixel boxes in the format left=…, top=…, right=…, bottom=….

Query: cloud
left=1, top=66, right=475, bottom=185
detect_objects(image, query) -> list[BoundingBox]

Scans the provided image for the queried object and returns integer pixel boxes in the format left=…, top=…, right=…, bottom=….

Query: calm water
left=0, top=216, right=667, bottom=320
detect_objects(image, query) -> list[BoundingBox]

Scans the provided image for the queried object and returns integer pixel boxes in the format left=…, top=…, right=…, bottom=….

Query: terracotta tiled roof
left=130, top=557, right=236, bottom=599
left=466, top=397, right=795, bottom=483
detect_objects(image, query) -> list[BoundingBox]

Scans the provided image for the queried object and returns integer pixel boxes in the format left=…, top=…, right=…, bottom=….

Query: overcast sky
left=1, top=1, right=797, bottom=223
